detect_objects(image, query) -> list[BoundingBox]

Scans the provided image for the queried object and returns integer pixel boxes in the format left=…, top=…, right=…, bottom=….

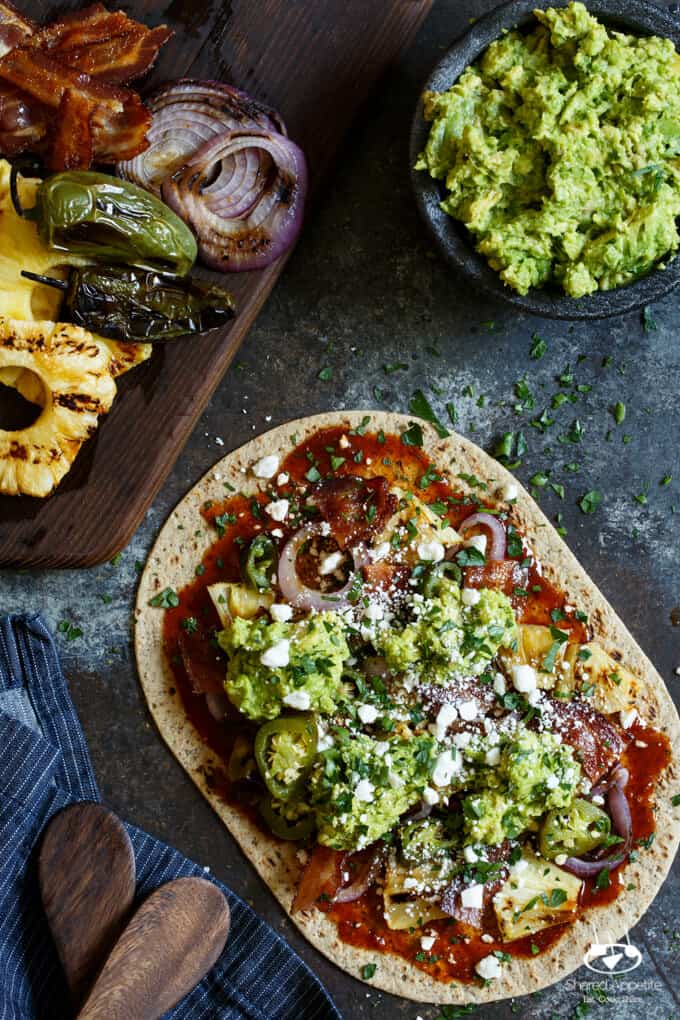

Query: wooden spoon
left=76, top=876, right=231, bottom=1020
left=39, top=802, right=136, bottom=1008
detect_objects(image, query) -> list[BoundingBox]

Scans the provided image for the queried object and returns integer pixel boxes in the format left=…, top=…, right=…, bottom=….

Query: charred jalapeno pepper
left=240, top=534, right=277, bottom=591
left=539, top=797, right=612, bottom=859
left=11, top=166, right=197, bottom=275
left=420, top=560, right=461, bottom=597
left=259, top=795, right=316, bottom=841
left=21, top=267, right=236, bottom=343
left=254, top=713, right=318, bottom=801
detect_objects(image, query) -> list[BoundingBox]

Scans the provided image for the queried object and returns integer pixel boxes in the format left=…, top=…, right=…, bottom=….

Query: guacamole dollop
left=376, top=582, right=516, bottom=682
left=218, top=612, right=349, bottom=721
left=416, top=2, right=680, bottom=297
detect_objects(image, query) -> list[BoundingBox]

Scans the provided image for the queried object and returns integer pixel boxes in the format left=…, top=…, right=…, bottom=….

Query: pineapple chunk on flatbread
left=0, top=317, right=116, bottom=497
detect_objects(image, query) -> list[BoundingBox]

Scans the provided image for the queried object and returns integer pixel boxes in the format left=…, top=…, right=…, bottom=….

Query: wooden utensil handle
left=77, top=877, right=230, bottom=1020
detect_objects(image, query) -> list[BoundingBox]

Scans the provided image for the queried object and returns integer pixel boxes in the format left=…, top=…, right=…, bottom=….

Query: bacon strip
left=545, top=696, right=626, bottom=783
left=0, top=1, right=35, bottom=58
left=49, top=88, right=94, bottom=172
left=311, top=476, right=398, bottom=550
left=0, top=81, right=45, bottom=154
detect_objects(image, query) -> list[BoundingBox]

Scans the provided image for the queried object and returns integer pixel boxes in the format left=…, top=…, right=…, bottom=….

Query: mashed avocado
left=376, top=582, right=516, bottom=682
left=218, top=612, right=349, bottom=721
left=310, top=731, right=437, bottom=850
left=416, top=2, right=680, bottom=297
left=462, top=729, right=581, bottom=845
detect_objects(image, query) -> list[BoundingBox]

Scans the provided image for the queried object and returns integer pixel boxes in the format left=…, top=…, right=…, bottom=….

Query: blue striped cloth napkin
left=0, top=613, right=342, bottom=1020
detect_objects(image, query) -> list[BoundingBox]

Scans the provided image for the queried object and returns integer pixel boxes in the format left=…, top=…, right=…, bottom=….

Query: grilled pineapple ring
left=0, top=317, right=116, bottom=497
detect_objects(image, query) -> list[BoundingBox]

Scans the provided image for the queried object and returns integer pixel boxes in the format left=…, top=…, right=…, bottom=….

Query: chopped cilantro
left=149, top=587, right=180, bottom=609
left=305, top=465, right=321, bottom=483
left=611, top=401, right=626, bottom=425
left=409, top=390, right=450, bottom=438
left=579, top=490, right=602, bottom=514
left=383, top=361, right=407, bottom=374
left=401, top=422, right=424, bottom=447
left=57, top=619, right=82, bottom=641
left=530, top=334, right=547, bottom=359
left=594, top=868, right=611, bottom=890
left=361, top=963, right=377, bottom=980
left=642, top=306, right=657, bottom=332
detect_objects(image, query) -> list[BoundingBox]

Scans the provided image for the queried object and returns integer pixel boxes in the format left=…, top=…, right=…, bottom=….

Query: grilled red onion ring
left=334, top=845, right=386, bottom=903
left=117, top=78, right=285, bottom=195
left=459, top=512, right=506, bottom=561
left=162, top=128, right=307, bottom=272
left=278, top=524, right=360, bottom=612
left=562, top=768, right=632, bottom=877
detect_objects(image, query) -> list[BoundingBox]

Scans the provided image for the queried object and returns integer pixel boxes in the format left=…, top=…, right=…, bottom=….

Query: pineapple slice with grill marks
left=0, top=317, right=116, bottom=497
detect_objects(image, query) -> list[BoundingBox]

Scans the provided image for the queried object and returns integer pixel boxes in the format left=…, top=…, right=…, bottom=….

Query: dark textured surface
left=410, top=0, right=680, bottom=319
left=1, top=1, right=680, bottom=1018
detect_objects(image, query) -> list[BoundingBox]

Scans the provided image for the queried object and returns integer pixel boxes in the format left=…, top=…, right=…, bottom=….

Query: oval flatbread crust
left=135, top=410, right=680, bottom=1004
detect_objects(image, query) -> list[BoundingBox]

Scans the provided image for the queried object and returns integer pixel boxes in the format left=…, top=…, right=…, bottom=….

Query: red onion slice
left=278, top=525, right=357, bottom=612
left=562, top=772, right=632, bottom=878
left=162, top=128, right=307, bottom=272
left=334, top=845, right=385, bottom=903
left=117, top=78, right=286, bottom=196
left=459, top=513, right=506, bottom=561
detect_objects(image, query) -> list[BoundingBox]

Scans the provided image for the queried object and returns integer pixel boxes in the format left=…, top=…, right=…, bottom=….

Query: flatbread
left=134, top=410, right=680, bottom=1004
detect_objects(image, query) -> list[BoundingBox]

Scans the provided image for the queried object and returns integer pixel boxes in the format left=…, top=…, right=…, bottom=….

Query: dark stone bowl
left=410, top=0, right=680, bottom=320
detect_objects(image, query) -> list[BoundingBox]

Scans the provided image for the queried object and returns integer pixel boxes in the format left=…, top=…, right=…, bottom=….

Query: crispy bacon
left=49, top=88, right=94, bottom=171
left=311, top=476, right=397, bottom=550
left=0, top=5, right=170, bottom=169
left=544, top=696, right=626, bottom=783
left=464, top=559, right=528, bottom=596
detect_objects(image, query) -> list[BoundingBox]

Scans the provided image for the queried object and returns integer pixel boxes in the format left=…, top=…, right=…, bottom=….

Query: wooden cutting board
left=0, top=0, right=432, bottom=567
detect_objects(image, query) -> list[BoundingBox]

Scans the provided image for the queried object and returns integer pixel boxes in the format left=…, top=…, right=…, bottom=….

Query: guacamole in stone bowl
left=411, top=1, right=680, bottom=318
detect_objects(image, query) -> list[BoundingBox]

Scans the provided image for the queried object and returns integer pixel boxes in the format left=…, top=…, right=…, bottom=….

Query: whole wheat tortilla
left=135, top=410, right=680, bottom=1004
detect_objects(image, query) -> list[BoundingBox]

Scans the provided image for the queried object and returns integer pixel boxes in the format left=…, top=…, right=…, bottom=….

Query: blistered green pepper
left=255, top=713, right=318, bottom=801
left=240, top=534, right=277, bottom=591
left=539, top=797, right=611, bottom=859
left=12, top=166, right=197, bottom=275
left=420, top=560, right=461, bottom=597
left=21, top=266, right=235, bottom=343
left=259, top=794, right=316, bottom=841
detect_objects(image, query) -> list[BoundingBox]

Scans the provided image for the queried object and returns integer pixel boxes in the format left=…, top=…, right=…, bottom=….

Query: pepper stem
left=21, top=271, right=69, bottom=291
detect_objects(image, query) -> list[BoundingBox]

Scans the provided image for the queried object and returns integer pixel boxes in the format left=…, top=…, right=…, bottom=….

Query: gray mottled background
left=1, top=2, right=679, bottom=1018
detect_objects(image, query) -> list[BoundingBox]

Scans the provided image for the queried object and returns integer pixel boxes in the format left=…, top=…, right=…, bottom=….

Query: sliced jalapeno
left=259, top=794, right=316, bottom=841
left=240, top=534, right=277, bottom=590
left=421, top=559, right=461, bottom=597
left=254, top=713, right=318, bottom=801
left=539, top=797, right=611, bottom=859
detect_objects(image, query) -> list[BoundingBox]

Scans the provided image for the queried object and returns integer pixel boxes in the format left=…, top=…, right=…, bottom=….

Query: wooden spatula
left=75, top=876, right=231, bottom=1020
left=39, top=802, right=136, bottom=1008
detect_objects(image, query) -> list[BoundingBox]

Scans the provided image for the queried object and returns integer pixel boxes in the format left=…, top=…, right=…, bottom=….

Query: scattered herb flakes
left=549, top=482, right=565, bottom=499
left=579, top=490, right=602, bottom=514
left=373, top=385, right=387, bottom=402
left=462, top=384, right=474, bottom=398
left=671, top=794, right=680, bottom=807
left=622, top=434, right=633, bottom=445
left=408, top=390, right=450, bottom=438
left=530, top=943, right=540, bottom=956
left=330, top=455, right=346, bottom=471
left=661, top=473, right=672, bottom=486
left=446, top=402, right=458, bottom=426
left=149, top=587, right=179, bottom=608
left=634, top=484, right=649, bottom=505
left=493, top=430, right=527, bottom=470
left=480, top=319, right=497, bottom=331
left=401, top=421, right=424, bottom=447
left=529, top=472, right=549, bottom=488
left=565, top=419, right=585, bottom=444
left=530, top=333, right=548, bottom=359
left=611, top=401, right=626, bottom=425
left=317, top=366, right=332, bottom=382
left=531, top=409, right=555, bottom=433
left=594, top=867, right=611, bottom=890
left=109, top=552, right=122, bottom=566
left=602, top=355, right=613, bottom=368
left=361, top=963, right=377, bottom=980
left=305, top=465, right=321, bottom=483
left=383, top=361, right=407, bottom=375
left=564, top=461, right=580, bottom=473
left=57, top=619, right=82, bottom=641
left=642, top=305, right=657, bottom=332
left=99, top=593, right=112, bottom=605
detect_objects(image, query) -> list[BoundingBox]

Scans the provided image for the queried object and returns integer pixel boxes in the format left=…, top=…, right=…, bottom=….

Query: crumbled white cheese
left=452, top=730, right=471, bottom=749
left=253, top=454, right=279, bottom=479
left=481, top=933, right=494, bottom=944
left=432, top=749, right=459, bottom=787
left=355, top=779, right=374, bottom=802
left=417, top=539, right=445, bottom=563
left=592, top=794, right=605, bottom=806
left=277, top=472, right=289, bottom=486
left=265, top=499, right=289, bottom=522
left=435, top=702, right=458, bottom=739
left=464, top=534, right=487, bottom=555
left=374, top=741, right=390, bottom=757
left=484, top=746, right=501, bottom=767
left=422, top=786, right=439, bottom=806
left=460, top=884, right=484, bottom=910
left=620, top=708, right=638, bottom=729
left=357, top=703, right=380, bottom=725
left=260, top=639, right=290, bottom=668
left=270, top=603, right=293, bottom=623
left=338, top=434, right=351, bottom=449
left=371, top=542, right=391, bottom=562
left=554, top=853, right=568, bottom=866
left=403, top=877, right=419, bottom=891
left=271, top=528, right=284, bottom=539
left=461, top=587, right=481, bottom=606
left=363, top=602, right=384, bottom=623
left=458, top=699, right=478, bottom=722
left=420, top=935, right=436, bottom=952
left=388, top=770, right=404, bottom=789
left=317, top=733, right=335, bottom=752
left=463, top=845, right=478, bottom=863
left=527, top=689, right=543, bottom=707
left=493, top=673, right=506, bottom=696
left=282, top=689, right=310, bottom=710
left=501, top=482, right=518, bottom=502
left=545, top=774, right=559, bottom=789
left=320, top=521, right=331, bottom=536
left=511, top=663, right=537, bottom=694
left=319, top=551, right=344, bottom=575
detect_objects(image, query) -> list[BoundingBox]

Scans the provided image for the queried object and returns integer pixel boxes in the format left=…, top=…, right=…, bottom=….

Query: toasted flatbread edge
left=134, top=410, right=680, bottom=1005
